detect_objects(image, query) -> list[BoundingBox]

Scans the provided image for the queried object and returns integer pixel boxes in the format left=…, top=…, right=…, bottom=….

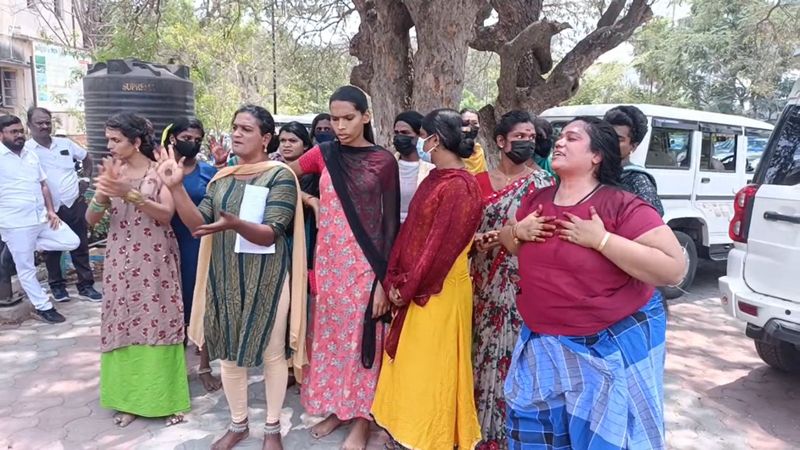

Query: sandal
left=165, top=413, right=185, bottom=427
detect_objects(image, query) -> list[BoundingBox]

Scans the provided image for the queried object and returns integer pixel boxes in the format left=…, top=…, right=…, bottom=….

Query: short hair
left=27, top=107, right=52, bottom=123
left=603, top=105, right=649, bottom=145
left=0, top=115, right=22, bottom=133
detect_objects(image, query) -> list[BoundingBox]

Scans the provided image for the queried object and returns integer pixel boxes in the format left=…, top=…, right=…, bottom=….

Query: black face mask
left=393, top=135, right=416, bottom=156
left=535, top=137, right=553, bottom=158
left=175, top=139, right=201, bottom=159
left=315, top=131, right=335, bottom=143
left=507, top=140, right=534, bottom=165
left=464, top=126, right=479, bottom=140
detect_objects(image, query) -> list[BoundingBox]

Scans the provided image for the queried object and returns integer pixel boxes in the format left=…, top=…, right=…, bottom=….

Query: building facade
left=0, top=0, right=89, bottom=135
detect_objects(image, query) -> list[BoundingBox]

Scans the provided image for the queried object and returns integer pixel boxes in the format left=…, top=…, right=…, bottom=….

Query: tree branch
left=597, top=0, right=626, bottom=28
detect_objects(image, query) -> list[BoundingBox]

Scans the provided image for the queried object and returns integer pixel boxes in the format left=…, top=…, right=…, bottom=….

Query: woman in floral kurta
left=471, top=110, right=553, bottom=448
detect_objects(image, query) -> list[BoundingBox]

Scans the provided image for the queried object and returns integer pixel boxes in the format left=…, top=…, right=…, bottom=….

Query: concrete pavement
left=1, top=261, right=798, bottom=449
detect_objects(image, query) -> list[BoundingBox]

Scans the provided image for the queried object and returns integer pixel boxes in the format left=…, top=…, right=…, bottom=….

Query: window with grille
left=1, top=70, right=18, bottom=108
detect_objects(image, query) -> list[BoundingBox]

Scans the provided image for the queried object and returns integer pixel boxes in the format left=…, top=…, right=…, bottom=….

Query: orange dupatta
left=186, top=161, right=309, bottom=381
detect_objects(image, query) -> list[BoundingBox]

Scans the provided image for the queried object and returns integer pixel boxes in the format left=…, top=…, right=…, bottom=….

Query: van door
left=693, top=123, right=743, bottom=245
left=642, top=118, right=698, bottom=212
left=744, top=105, right=800, bottom=302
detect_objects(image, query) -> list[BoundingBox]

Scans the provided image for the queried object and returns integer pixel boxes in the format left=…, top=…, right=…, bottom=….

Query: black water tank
left=83, top=59, right=194, bottom=164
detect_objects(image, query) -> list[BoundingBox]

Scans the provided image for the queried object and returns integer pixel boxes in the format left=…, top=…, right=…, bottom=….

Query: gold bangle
left=596, top=232, right=611, bottom=252
left=123, top=190, right=146, bottom=206
left=91, top=196, right=110, bottom=207
left=89, top=198, right=109, bottom=213
left=512, top=224, right=521, bottom=244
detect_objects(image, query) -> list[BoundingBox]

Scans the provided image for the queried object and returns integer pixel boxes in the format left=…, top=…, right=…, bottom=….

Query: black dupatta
left=320, top=141, right=400, bottom=368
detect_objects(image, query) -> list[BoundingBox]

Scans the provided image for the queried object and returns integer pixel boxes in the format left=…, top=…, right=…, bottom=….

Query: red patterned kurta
left=100, top=165, right=184, bottom=353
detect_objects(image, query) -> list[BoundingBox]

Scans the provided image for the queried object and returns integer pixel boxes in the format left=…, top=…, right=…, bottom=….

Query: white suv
left=719, top=80, right=800, bottom=372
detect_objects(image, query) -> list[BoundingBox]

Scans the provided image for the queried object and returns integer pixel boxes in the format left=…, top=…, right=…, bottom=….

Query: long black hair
left=105, top=112, right=157, bottom=161
left=279, top=121, right=313, bottom=150
left=161, top=117, right=205, bottom=147
left=329, top=86, right=375, bottom=144
left=567, top=116, right=622, bottom=185
left=422, top=109, right=474, bottom=158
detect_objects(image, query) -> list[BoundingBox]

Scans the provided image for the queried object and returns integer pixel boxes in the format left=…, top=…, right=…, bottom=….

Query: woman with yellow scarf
left=155, top=104, right=307, bottom=450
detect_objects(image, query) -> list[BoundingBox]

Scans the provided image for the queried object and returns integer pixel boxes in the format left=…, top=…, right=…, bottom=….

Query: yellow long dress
left=372, top=247, right=482, bottom=450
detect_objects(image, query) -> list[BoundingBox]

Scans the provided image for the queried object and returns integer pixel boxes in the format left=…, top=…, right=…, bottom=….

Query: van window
left=745, top=129, right=770, bottom=173
left=701, top=132, right=737, bottom=172
left=646, top=127, right=692, bottom=170
left=761, top=105, right=800, bottom=186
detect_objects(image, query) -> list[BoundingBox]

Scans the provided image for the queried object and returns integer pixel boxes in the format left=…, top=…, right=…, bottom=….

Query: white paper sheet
left=234, top=184, right=275, bottom=254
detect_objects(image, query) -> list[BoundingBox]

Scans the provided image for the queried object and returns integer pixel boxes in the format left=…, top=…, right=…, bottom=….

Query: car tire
left=659, top=231, right=697, bottom=300
left=754, top=340, right=800, bottom=373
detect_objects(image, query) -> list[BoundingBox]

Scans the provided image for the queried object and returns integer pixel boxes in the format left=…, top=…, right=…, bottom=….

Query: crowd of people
left=0, top=86, right=686, bottom=450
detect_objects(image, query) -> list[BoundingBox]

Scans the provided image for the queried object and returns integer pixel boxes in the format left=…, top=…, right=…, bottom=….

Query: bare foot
left=341, top=418, right=369, bottom=450
left=200, top=371, right=222, bottom=392
left=262, top=422, right=283, bottom=450
left=310, top=414, right=344, bottom=439
left=113, top=412, right=137, bottom=428
left=211, top=422, right=249, bottom=450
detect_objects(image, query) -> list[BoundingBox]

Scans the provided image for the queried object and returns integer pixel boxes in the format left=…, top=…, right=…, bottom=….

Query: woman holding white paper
left=157, top=104, right=307, bottom=450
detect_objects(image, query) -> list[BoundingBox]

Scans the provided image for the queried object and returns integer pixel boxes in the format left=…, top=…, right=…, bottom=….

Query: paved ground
left=1, top=260, right=799, bottom=450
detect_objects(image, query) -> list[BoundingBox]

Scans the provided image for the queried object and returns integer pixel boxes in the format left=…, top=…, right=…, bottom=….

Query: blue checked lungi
left=504, top=290, right=666, bottom=450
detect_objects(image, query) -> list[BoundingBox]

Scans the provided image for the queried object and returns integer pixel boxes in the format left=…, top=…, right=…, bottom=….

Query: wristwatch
left=123, top=190, right=146, bottom=206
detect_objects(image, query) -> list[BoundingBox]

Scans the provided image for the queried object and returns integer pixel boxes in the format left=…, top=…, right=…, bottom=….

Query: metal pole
left=271, top=0, right=277, bottom=114
left=30, top=55, right=38, bottom=107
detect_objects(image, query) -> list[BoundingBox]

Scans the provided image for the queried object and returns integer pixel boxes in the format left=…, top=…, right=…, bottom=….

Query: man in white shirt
left=0, top=115, right=80, bottom=323
left=26, top=107, right=102, bottom=303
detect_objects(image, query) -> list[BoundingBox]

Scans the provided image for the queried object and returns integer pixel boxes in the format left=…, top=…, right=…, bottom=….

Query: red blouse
left=298, top=145, right=324, bottom=173
left=515, top=185, right=663, bottom=336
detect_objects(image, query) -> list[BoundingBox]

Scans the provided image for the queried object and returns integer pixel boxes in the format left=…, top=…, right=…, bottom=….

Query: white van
left=539, top=104, right=774, bottom=298
left=719, top=78, right=800, bottom=372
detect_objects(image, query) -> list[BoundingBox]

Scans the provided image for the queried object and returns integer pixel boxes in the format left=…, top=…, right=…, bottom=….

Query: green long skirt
left=100, top=344, right=190, bottom=417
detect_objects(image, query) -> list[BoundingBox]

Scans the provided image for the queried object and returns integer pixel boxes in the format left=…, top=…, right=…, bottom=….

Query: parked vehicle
left=719, top=79, right=800, bottom=373
left=540, top=104, right=773, bottom=298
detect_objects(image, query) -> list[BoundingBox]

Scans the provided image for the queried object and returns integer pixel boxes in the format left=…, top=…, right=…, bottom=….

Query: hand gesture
left=47, top=210, right=61, bottom=230
left=557, top=206, right=607, bottom=249
left=474, top=230, right=501, bottom=253
left=94, top=158, right=131, bottom=198
left=209, top=135, right=229, bottom=166
left=388, top=286, right=405, bottom=307
left=372, top=283, right=391, bottom=319
left=515, top=204, right=557, bottom=242
left=192, top=210, right=239, bottom=238
left=155, top=145, right=186, bottom=189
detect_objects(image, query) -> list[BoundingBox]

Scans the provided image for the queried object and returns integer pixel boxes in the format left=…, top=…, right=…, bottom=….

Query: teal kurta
left=197, top=166, right=297, bottom=367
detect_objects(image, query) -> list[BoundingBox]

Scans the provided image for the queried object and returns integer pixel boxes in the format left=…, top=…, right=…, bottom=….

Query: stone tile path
left=1, top=261, right=798, bottom=449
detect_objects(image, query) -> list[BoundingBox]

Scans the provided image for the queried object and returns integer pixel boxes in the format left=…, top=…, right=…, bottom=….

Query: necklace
left=554, top=183, right=603, bottom=207
left=496, top=166, right=532, bottom=186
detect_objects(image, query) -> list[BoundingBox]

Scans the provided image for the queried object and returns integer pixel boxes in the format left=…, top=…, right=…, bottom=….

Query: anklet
left=228, top=419, right=249, bottom=433
left=198, top=368, right=212, bottom=375
left=263, top=422, right=281, bottom=435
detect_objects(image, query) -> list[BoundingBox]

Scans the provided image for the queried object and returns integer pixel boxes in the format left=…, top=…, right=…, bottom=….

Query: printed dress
left=300, top=167, right=383, bottom=420
left=99, top=164, right=189, bottom=417
left=471, top=170, right=552, bottom=448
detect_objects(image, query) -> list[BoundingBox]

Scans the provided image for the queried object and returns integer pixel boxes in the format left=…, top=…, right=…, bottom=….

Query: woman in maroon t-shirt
left=497, top=116, right=685, bottom=450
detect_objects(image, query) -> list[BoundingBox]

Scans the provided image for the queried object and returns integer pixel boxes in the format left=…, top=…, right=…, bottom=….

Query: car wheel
left=659, top=231, right=697, bottom=300
left=754, top=340, right=800, bottom=373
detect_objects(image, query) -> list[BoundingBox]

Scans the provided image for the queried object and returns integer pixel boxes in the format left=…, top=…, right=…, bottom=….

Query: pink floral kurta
left=301, top=168, right=384, bottom=420
left=100, top=166, right=184, bottom=353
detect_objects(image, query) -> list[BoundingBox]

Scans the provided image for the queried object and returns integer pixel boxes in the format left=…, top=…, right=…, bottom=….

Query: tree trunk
left=402, top=0, right=484, bottom=113
left=349, top=0, right=414, bottom=147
